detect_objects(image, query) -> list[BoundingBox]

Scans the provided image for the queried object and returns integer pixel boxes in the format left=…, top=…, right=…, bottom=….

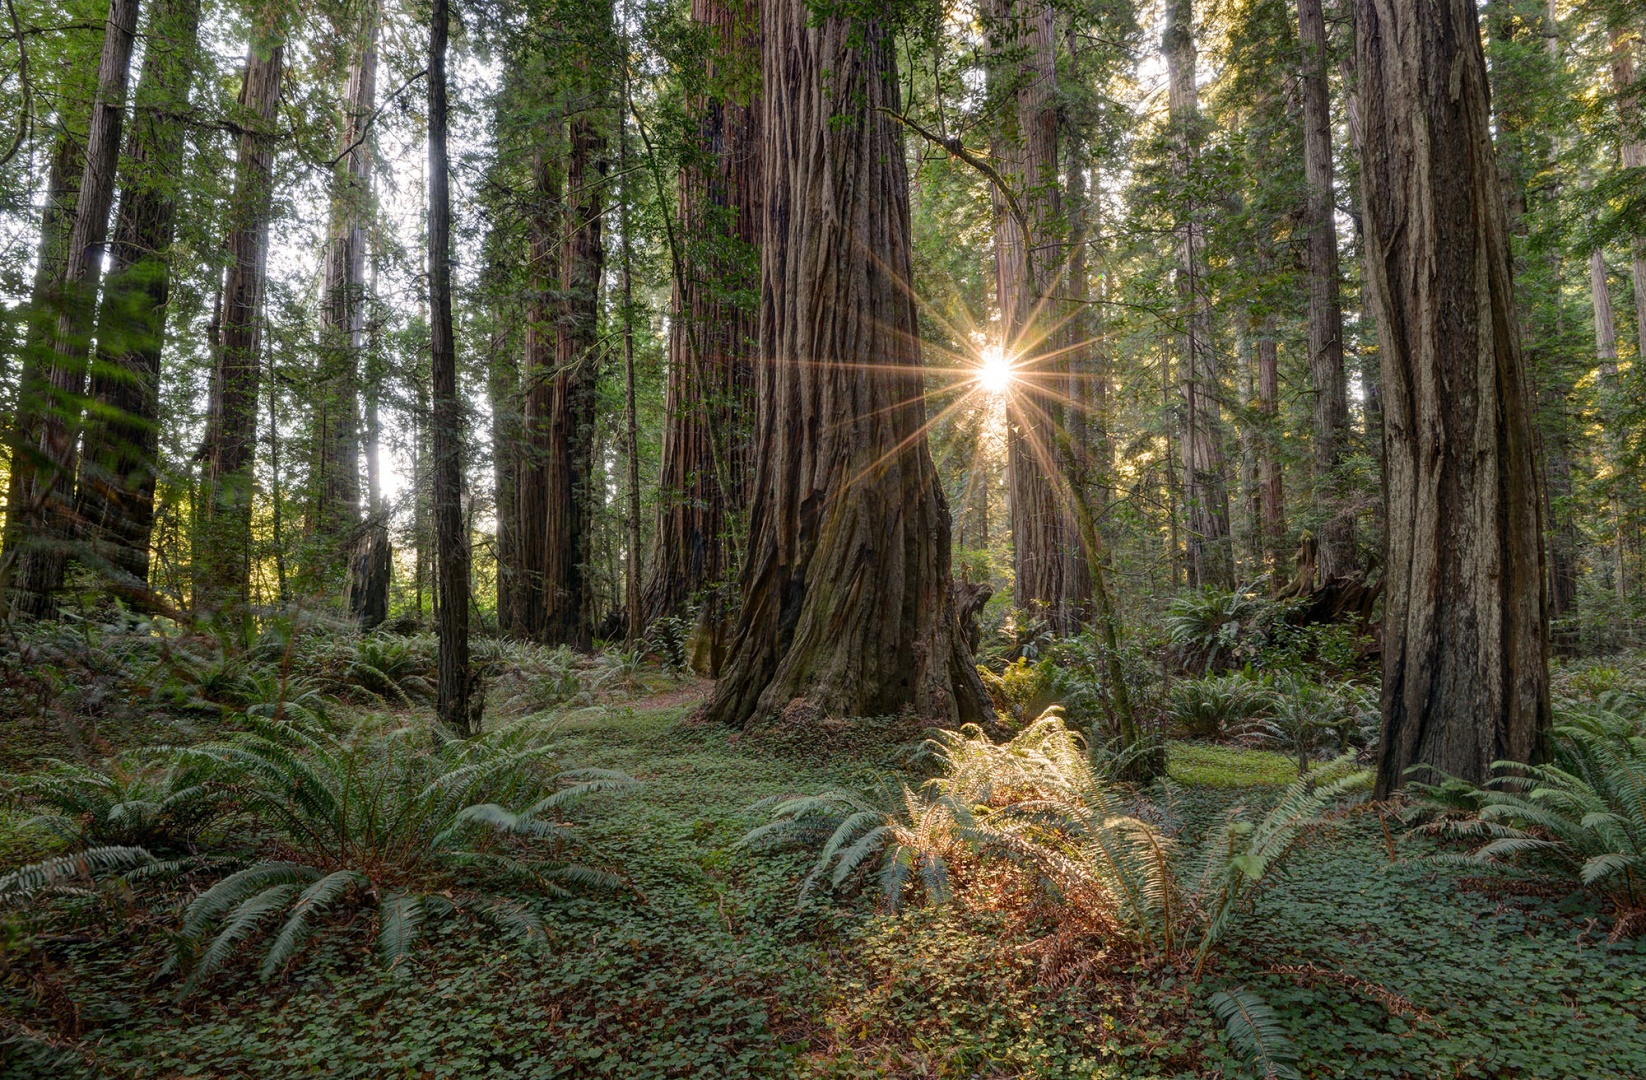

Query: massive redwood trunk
left=1295, top=0, right=1355, bottom=583
left=641, top=0, right=760, bottom=669
left=1163, top=0, right=1233, bottom=591
left=1358, top=0, right=1550, bottom=795
left=10, top=0, right=141, bottom=619
left=703, top=0, right=987, bottom=728
left=985, top=0, right=1088, bottom=633
left=196, top=25, right=283, bottom=614
left=76, top=0, right=203, bottom=604
left=311, top=4, right=377, bottom=586
left=429, top=0, right=472, bottom=732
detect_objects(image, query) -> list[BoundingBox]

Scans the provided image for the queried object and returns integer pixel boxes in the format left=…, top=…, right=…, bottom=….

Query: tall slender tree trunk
left=1358, top=0, right=1550, bottom=795
left=1610, top=21, right=1646, bottom=363
left=312, top=3, right=377, bottom=587
left=1256, top=317, right=1285, bottom=578
left=542, top=119, right=604, bottom=648
left=488, top=317, right=522, bottom=635
left=702, top=0, right=987, bottom=728
left=1295, top=0, right=1354, bottom=583
left=10, top=0, right=142, bottom=619
left=516, top=144, right=562, bottom=640
left=1591, top=247, right=1627, bottom=597
left=429, top=0, right=471, bottom=732
left=197, top=22, right=283, bottom=617
left=618, top=53, right=643, bottom=647
left=1163, top=0, right=1233, bottom=591
left=76, top=0, right=202, bottom=605
left=986, top=0, right=1086, bottom=632
left=0, top=136, right=81, bottom=615
left=642, top=0, right=760, bottom=668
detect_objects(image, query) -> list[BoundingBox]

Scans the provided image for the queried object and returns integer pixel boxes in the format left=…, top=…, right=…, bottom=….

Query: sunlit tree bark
left=703, top=0, right=987, bottom=727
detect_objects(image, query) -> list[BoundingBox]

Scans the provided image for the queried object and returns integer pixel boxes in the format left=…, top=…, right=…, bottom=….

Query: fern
left=1209, top=987, right=1302, bottom=1080
left=0, top=845, right=156, bottom=902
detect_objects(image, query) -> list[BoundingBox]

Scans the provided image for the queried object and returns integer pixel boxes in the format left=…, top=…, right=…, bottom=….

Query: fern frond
left=1209, top=987, right=1301, bottom=1080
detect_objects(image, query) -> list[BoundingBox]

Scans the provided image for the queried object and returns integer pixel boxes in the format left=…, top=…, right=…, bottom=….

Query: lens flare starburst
left=976, top=346, right=1014, bottom=394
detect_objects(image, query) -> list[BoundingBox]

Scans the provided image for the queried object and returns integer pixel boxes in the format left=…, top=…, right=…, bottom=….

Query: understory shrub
left=745, top=712, right=1369, bottom=968
left=0, top=715, right=638, bottom=994
left=1412, top=701, right=1646, bottom=937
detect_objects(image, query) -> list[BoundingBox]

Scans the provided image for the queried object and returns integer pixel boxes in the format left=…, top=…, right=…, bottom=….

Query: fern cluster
left=1412, top=701, right=1646, bottom=935
left=745, top=711, right=1368, bottom=963
left=2, top=714, right=636, bottom=994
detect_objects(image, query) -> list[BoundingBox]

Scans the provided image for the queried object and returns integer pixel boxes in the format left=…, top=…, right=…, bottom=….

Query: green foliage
left=1166, top=673, right=1279, bottom=738
left=977, top=656, right=1060, bottom=726
left=163, top=714, right=636, bottom=992
left=1414, top=706, right=1646, bottom=934
left=1235, top=678, right=1378, bottom=771
left=747, top=713, right=1368, bottom=971
left=1208, top=988, right=1300, bottom=1080
left=647, top=615, right=691, bottom=676
left=3, top=753, right=223, bottom=853
left=1167, top=743, right=1299, bottom=788
left=1166, top=584, right=1277, bottom=675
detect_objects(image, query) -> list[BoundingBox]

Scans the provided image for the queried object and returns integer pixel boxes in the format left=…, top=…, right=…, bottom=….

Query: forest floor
left=4, top=674, right=1646, bottom=1078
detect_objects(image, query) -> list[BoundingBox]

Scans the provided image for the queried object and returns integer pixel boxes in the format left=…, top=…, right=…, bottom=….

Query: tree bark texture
left=311, top=4, right=377, bottom=574
left=0, top=136, right=81, bottom=613
left=10, top=0, right=141, bottom=619
left=77, top=0, right=202, bottom=602
left=196, top=28, right=282, bottom=613
left=545, top=121, right=604, bottom=648
left=1295, top=0, right=1355, bottom=583
left=702, top=0, right=987, bottom=728
left=515, top=146, right=562, bottom=641
left=1357, top=0, right=1550, bottom=795
left=642, top=0, right=760, bottom=663
left=1163, top=0, right=1234, bottom=591
left=985, top=0, right=1087, bottom=633
left=429, top=0, right=472, bottom=732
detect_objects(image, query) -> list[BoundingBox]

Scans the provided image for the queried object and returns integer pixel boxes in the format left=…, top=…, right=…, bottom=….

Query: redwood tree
left=1358, top=0, right=1550, bottom=794
left=703, top=0, right=987, bottom=727
left=985, top=0, right=1089, bottom=633
left=1163, top=0, right=1233, bottom=591
left=1295, top=0, right=1355, bottom=583
left=77, top=0, right=203, bottom=602
left=641, top=0, right=761, bottom=670
left=196, top=22, right=283, bottom=614
left=10, top=0, right=141, bottom=618
left=429, top=0, right=471, bottom=731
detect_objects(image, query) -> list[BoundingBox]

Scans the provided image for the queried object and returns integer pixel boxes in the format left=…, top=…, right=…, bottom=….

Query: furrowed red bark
left=0, top=136, right=81, bottom=616
left=311, top=4, right=378, bottom=586
left=703, top=0, right=987, bottom=728
left=985, top=0, right=1088, bottom=633
left=546, top=119, right=604, bottom=648
left=642, top=0, right=760, bottom=672
left=1358, top=0, right=1550, bottom=795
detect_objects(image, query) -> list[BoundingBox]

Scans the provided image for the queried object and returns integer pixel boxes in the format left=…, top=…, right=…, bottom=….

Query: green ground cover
left=4, top=689, right=1646, bottom=1078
